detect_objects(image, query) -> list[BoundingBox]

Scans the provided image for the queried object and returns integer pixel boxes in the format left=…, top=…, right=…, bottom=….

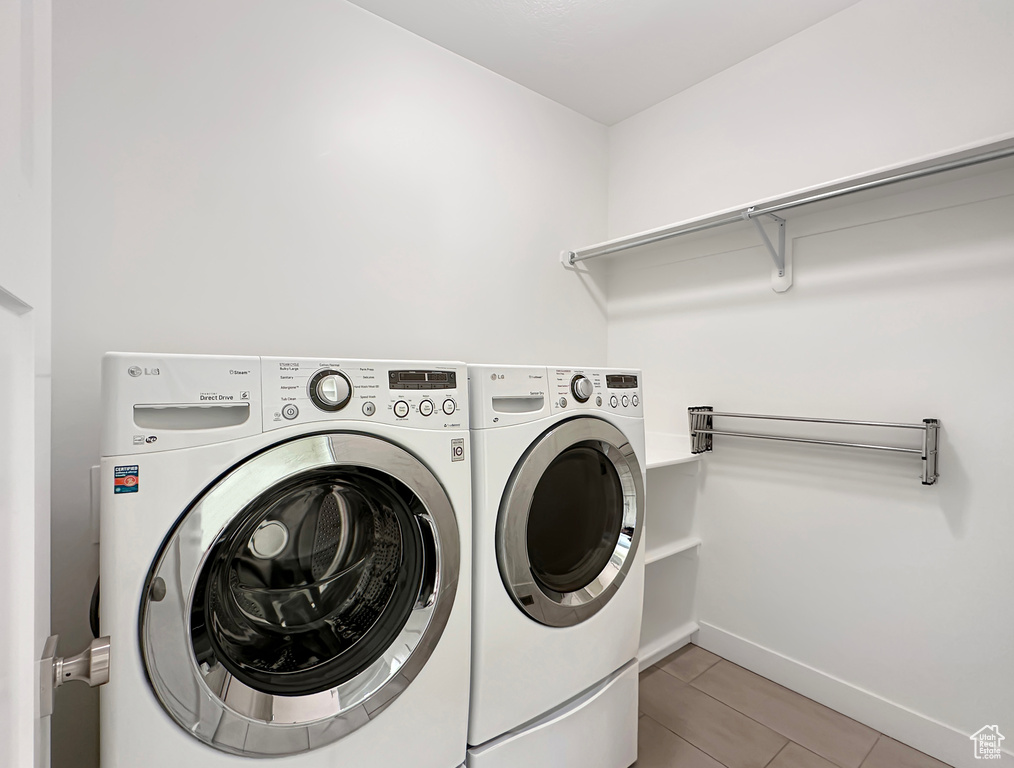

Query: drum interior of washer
left=190, top=467, right=424, bottom=696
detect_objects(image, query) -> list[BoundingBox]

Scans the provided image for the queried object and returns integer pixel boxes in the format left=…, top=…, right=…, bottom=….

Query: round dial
left=571, top=375, right=593, bottom=403
left=308, top=369, right=352, bottom=412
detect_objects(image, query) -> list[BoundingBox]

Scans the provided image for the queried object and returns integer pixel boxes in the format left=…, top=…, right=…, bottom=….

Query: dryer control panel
left=549, top=367, right=643, bottom=418
left=468, top=364, right=642, bottom=429
left=262, top=357, right=467, bottom=431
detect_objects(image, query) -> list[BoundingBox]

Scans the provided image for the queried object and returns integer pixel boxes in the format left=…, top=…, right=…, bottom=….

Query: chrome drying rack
left=687, top=407, right=940, bottom=485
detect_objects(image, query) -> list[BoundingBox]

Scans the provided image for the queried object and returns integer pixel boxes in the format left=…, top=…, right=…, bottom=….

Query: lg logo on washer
left=128, top=365, right=159, bottom=377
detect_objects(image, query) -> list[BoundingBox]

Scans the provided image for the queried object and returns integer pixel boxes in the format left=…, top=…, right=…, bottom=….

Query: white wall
left=608, top=0, right=1014, bottom=236
left=51, top=2, right=607, bottom=765
left=605, top=2, right=1014, bottom=763
left=608, top=168, right=1014, bottom=766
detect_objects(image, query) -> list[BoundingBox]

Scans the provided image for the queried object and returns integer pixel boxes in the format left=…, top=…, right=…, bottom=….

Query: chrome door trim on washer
left=496, top=417, right=644, bottom=627
left=140, top=433, right=460, bottom=757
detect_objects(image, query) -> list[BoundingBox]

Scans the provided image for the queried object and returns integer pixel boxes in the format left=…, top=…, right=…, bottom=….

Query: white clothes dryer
left=99, top=353, right=471, bottom=768
left=466, top=365, right=646, bottom=768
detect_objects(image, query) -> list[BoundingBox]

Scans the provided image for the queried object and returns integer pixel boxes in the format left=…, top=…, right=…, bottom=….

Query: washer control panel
left=549, top=367, right=642, bottom=417
left=263, top=358, right=466, bottom=431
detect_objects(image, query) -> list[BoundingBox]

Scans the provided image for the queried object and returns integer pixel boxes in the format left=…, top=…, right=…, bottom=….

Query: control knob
left=308, top=369, right=352, bottom=412
left=571, top=375, right=593, bottom=403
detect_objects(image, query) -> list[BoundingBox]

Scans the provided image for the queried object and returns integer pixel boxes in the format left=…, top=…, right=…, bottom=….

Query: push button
left=394, top=400, right=409, bottom=418
left=632, top=395, right=639, bottom=407
left=609, top=395, right=618, bottom=408
left=419, top=399, right=434, bottom=416
left=622, top=395, right=629, bottom=407
left=442, top=399, right=456, bottom=415
left=281, top=404, right=299, bottom=420
left=362, top=402, right=376, bottom=416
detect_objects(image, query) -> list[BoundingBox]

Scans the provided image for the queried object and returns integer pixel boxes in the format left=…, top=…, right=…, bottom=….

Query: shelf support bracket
left=742, top=208, right=792, bottom=292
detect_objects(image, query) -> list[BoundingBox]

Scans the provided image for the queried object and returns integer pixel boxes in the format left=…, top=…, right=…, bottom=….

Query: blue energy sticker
left=114, top=465, right=139, bottom=494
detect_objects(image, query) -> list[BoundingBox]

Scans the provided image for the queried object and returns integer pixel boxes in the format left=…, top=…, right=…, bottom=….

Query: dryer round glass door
left=140, top=433, right=459, bottom=757
left=496, top=417, right=644, bottom=627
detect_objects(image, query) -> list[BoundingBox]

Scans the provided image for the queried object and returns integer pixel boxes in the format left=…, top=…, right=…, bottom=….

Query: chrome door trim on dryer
left=496, top=417, right=644, bottom=628
left=140, top=432, right=460, bottom=758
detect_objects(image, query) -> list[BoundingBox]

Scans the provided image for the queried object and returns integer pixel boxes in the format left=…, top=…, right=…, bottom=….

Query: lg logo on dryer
left=128, top=365, right=159, bottom=377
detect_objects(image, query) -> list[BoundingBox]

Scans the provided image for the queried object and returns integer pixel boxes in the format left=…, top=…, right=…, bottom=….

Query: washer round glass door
left=496, top=417, right=644, bottom=627
left=140, top=433, right=459, bottom=757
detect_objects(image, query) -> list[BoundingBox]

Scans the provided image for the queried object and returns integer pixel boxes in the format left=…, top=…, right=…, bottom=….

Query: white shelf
left=645, top=536, right=701, bottom=565
left=645, top=432, right=701, bottom=470
left=640, top=434, right=702, bottom=675
left=638, top=620, right=700, bottom=671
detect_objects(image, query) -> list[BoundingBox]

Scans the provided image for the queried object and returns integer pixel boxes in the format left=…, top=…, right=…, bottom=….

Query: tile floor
left=635, top=645, right=953, bottom=768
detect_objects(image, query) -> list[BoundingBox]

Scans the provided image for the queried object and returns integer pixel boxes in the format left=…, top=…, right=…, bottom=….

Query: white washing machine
left=465, top=365, right=646, bottom=768
left=99, top=353, right=471, bottom=767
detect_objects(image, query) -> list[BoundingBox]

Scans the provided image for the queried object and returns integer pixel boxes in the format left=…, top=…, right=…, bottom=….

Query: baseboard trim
left=638, top=620, right=699, bottom=671
left=695, top=622, right=1011, bottom=768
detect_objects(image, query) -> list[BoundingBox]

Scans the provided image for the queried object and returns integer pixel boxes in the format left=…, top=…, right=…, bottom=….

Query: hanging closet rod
left=564, top=142, right=1014, bottom=265
left=687, top=407, right=940, bottom=485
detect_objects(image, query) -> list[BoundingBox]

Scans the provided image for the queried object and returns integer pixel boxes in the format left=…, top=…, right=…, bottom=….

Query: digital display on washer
left=606, top=374, right=638, bottom=389
left=389, top=370, right=457, bottom=389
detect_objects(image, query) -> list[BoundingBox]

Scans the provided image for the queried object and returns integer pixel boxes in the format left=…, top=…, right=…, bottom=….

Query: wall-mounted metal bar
left=563, top=142, right=1014, bottom=266
left=687, top=407, right=940, bottom=485
left=701, top=411, right=928, bottom=430
left=690, top=430, right=922, bottom=454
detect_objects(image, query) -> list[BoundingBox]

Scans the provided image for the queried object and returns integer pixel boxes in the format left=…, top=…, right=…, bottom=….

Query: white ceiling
left=347, top=0, right=861, bottom=125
